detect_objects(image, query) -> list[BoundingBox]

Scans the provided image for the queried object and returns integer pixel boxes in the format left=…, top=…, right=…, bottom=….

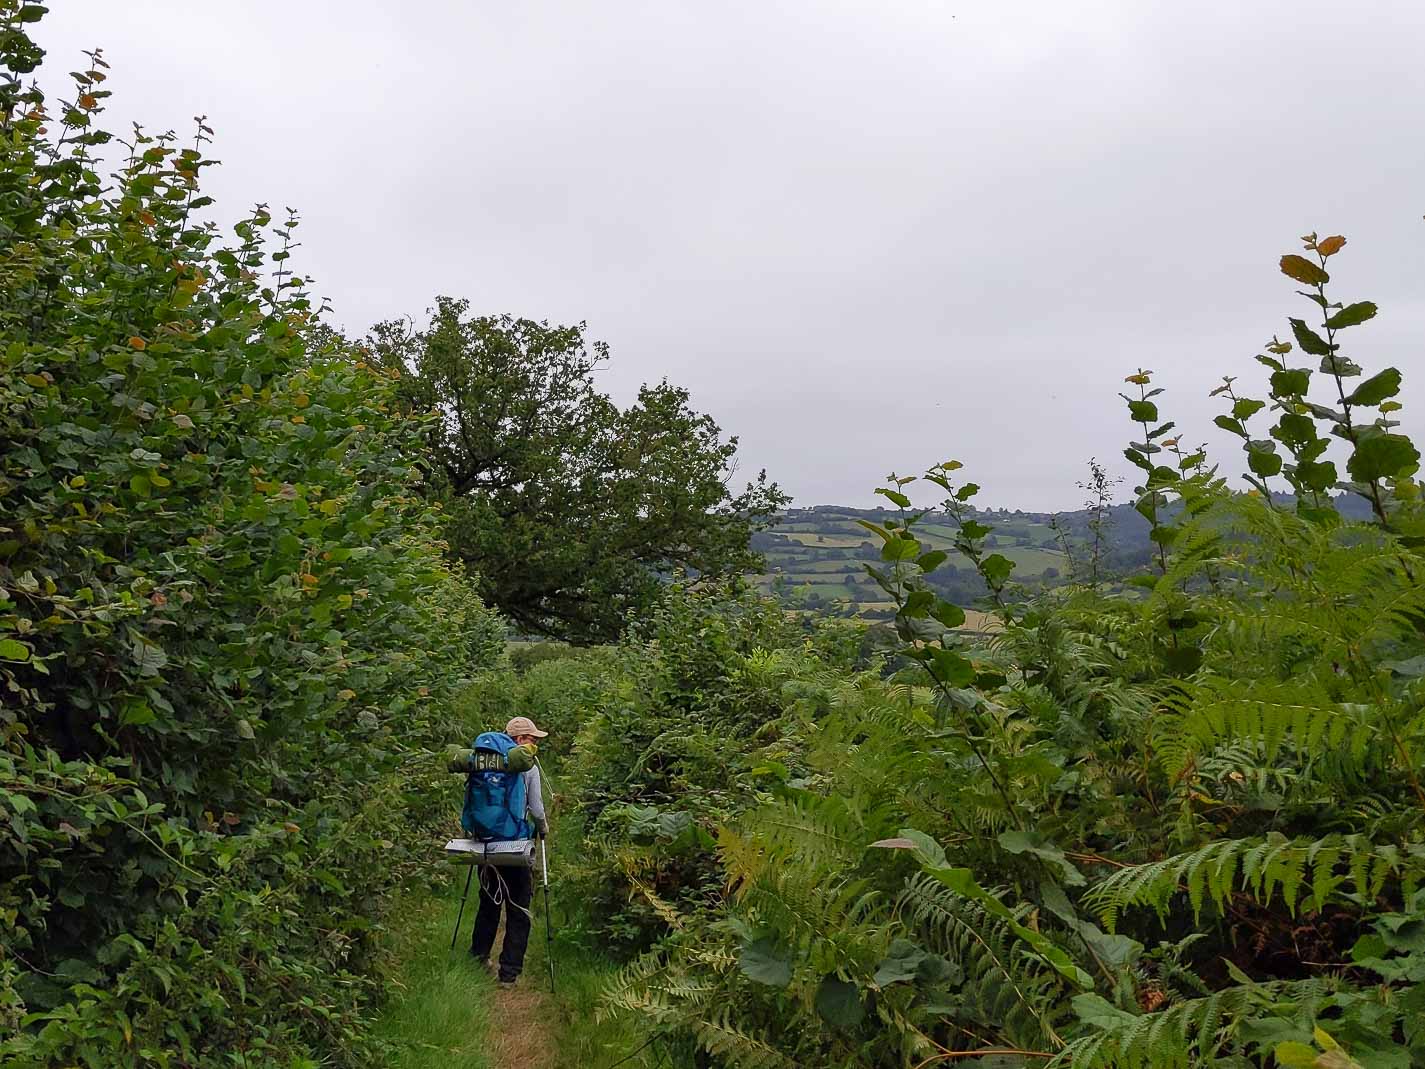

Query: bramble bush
left=0, top=7, right=503, bottom=1065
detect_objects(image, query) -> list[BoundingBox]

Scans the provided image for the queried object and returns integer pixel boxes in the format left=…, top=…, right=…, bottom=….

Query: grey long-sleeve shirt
left=522, top=764, right=547, bottom=832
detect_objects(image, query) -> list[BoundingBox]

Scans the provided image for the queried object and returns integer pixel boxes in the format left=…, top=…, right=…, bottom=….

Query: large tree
left=369, top=297, right=787, bottom=642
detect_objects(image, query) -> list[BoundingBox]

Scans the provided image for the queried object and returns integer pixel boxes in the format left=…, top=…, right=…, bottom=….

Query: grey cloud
left=39, top=0, right=1425, bottom=509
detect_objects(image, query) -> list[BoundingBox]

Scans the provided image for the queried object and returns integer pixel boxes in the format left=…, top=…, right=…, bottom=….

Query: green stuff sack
left=445, top=743, right=535, bottom=774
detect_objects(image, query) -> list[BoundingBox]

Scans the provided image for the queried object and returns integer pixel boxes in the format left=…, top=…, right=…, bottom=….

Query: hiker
left=469, top=716, right=549, bottom=984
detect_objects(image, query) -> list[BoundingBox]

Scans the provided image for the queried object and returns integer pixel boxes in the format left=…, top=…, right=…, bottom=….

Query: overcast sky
left=36, top=1, right=1425, bottom=510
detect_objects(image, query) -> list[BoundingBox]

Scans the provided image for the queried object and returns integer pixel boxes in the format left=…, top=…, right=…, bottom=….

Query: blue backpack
left=461, top=731, right=531, bottom=841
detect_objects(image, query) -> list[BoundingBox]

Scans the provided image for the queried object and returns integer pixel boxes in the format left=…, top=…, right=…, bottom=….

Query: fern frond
left=1047, top=978, right=1339, bottom=1069
left=694, top=1010, right=796, bottom=1069
left=1084, top=833, right=1425, bottom=929
left=1150, top=678, right=1377, bottom=782
left=900, top=873, right=1067, bottom=1048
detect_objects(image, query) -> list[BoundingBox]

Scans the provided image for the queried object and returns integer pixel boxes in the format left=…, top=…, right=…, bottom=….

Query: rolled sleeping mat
left=444, top=838, right=536, bottom=868
left=445, top=744, right=536, bottom=774
left=446, top=748, right=479, bottom=773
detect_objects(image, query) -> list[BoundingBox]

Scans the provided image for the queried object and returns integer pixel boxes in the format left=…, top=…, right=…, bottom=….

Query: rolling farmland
left=750, top=505, right=1072, bottom=622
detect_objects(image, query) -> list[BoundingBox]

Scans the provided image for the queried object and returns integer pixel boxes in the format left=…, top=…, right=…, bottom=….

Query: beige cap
left=505, top=716, right=548, bottom=738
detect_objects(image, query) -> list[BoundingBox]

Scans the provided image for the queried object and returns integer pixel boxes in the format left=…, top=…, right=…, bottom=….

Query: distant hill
left=751, top=494, right=1374, bottom=620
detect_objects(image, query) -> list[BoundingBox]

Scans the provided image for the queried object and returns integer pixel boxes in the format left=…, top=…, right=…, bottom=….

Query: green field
left=755, top=510, right=1070, bottom=622
left=781, top=532, right=874, bottom=548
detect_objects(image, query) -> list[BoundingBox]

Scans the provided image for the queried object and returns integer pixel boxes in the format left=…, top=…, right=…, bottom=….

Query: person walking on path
left=470, top=716, right=550, bottom=984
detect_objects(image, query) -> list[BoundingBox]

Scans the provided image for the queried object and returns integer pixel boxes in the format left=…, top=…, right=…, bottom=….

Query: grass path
left=371, top=886, right=496, bottom=1069
left=374, top=844, right=659, bottom=1069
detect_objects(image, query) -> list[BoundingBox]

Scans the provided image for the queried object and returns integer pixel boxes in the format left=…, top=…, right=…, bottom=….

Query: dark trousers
left=469, top=864, right=533, bottom=981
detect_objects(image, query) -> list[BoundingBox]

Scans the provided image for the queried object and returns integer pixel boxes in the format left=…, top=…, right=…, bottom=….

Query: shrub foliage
left=1, top=9, right=502, bottom=1065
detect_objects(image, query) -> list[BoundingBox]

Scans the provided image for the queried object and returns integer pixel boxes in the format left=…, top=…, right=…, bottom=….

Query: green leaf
left=1345, top=368, right=1401, bottom=407
left=1321, top=354, right=1362, bottom=378
left=873, top=939, right=927, bottom=987
left=1214, top=415, right=1246, bottom=438
left=1247, top=441, right=1283, bottom=477
left=1289, top=318, right=1333, bottom=356
left=980, top=553, right=1014, bottom=586
left=917, top=549, right=948, bottom=573
left=119, top=701, right=155, bottom=727
left=1325, top=301, right=1377, bottom=329
left=854, top=519, right=891, bottom=542
left=1280, top=255, right=1329, bottom=286
left=881, top=536, right=920, bottom=562
left=1274, top=1042, right=1322, bottom=1069
left=894, top=827, right=949, bottom=868
left=1078, top=923, right=1144, bottom=969
left=1348, top=433, right=1420, bottom=482
left=1270, top=368, right=1311, bottom=396
left=931, top=600, right=966, bottom=629
left=1274, top=412, right=1318, bottom=447
left=929, top=648, right=975, bottom=687
left=1294, top=460, right=1338, bottom=493
left=129, top=637, right=168, bottom=676
left=1232, top=398, right=1265, bottom=420
left=900, top=590, right=935, bottom=618
left=874, top=487, right=912, bottom=509
left=957, top=520, right=991, bottom=541
left=739, top=938, right=792, bottom=987
left=1072, top=993, right=1140, bottom=1028
left=0, top=638, right=30, bottom=661
left=1127, top=400, right=1158, bottom=423
left=998, top=830, right=1086, bottom=886
left=954, top=482, right=979, bottom=502
left=814, top=976, right=864, bottom=1028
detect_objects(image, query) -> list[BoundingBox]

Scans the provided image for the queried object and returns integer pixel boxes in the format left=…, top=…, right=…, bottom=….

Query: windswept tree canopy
left=369, top=297, right=787, bottom=642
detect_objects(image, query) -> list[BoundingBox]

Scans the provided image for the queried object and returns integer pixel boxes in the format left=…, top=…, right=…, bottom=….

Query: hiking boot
left=498, top=974, right=518, bottom=986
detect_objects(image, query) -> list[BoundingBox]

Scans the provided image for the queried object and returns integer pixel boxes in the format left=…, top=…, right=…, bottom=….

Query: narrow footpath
left=371, top=826, right=657, bottom=1069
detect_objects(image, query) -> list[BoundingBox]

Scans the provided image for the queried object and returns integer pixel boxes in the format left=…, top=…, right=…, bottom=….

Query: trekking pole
left=450, top=861, right=475, bottom=952
left=541, top=835, right=555, bottom=994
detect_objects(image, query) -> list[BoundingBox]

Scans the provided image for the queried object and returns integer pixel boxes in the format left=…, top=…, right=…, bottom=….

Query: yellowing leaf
left=1316, top=235, right=1346, bottom=257
left=1280, top=254, right=1329, bottom=286
left=128, top=336, right=147, bottom=350
left=78, top=93, right=98, bottom=110
left=337, top=689, right=356, bottom=701
left=138, top=210, right=156, bottom=226
left=22, top=373, right=48, bottom=388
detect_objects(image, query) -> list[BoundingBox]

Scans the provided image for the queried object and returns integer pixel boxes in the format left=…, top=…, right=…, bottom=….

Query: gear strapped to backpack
left=461, top=731, right=533, bottom=841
